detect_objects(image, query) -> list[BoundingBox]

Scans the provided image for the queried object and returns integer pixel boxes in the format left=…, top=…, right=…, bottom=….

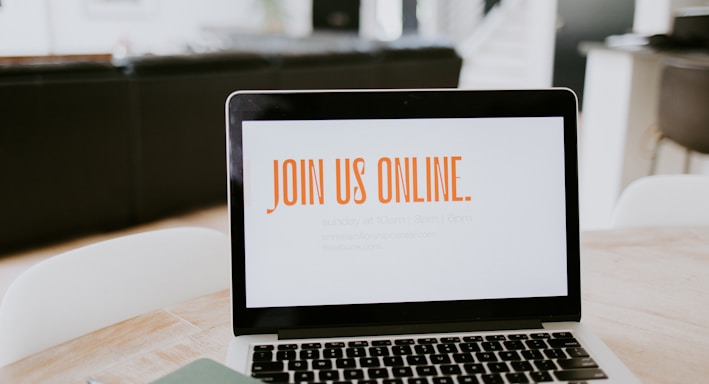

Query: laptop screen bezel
left=226, top=89, right=581, bottom=335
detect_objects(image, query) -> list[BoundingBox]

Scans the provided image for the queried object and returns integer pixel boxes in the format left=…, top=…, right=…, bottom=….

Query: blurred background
left=1, top=0, right=707, bottom=244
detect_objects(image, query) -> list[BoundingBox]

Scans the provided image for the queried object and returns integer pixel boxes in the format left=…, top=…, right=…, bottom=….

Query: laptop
left=224, top=89, right=639, bottom=383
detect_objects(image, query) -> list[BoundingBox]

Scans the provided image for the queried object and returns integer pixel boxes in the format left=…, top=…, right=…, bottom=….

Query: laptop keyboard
left=248, top=331, right=608, bottom=383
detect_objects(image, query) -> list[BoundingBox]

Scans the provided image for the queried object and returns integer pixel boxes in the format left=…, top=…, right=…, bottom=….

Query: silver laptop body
left=224, top=89, right=639, bottom=383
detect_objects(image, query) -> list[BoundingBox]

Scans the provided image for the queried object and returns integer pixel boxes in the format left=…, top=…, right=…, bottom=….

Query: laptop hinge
left=278, top=320, right=544, bottom=340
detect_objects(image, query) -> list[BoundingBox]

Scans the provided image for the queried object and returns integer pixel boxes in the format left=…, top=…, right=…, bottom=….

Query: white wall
left=634, top=0, right=709, bottom=35
left=457, top=0, right=557, bottom=89
left=0, top=0, right=311, bottom=57
left=0, top=0, right=52, bottom=56
left=525, top=0, right=557, bottom=88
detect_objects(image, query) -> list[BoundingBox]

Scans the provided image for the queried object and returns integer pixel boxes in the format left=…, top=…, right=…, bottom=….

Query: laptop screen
left=227, top=89, right=580, bottom=334
left=242, top=117, right=567, bottom=308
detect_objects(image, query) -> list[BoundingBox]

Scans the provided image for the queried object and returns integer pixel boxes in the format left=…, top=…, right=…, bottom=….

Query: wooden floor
left=0, top=204, right=229, bottom=305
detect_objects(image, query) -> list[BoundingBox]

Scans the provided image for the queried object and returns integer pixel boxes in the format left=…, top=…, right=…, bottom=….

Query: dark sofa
left=0, top=62, right=136, bottom=249
left=0, top=35, right=461, bottom=251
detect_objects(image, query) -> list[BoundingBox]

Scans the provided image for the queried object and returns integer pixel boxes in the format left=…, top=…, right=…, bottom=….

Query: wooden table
left=2, top=227, right=708, bottom=383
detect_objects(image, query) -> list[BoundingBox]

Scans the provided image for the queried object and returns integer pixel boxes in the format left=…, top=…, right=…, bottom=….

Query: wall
left=0, top=0, right=311, bottom=57
left=634, top=0, right=709, bottom=35
left=526, top=0, right=557, bottom=88
left=456, top=0, right=557, bottom=89
left=0, top=0, right=51, bottom=56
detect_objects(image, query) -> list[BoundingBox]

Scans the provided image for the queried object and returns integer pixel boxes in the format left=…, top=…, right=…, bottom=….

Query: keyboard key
left=254, top=345, right=274, bottom=351
left=344, top=369, right=365, bottom=380
left=437, top=344, right=459, bottom=353
left=324, top=348, right=343, bottom=358
left=418, top=338, right=439, bottom=344
left=543, top=348, right=567, bottom=359
left=409, top=378, right=430, bottom=384
left=533, top=360, right=557, bottom=371
left=300, top=349, right=319, bottom=359
left=337, top=358, right=356, bottom=369
left=463, top=336, right=483, bottom=342
left=396, top=339, right=416, bottom=346
left=433, top=377, right=455, bottom=384
left=312, top=360, right=332, bottom=369
left=440, top=364, right=462, bottom=375
left=510, top=361, right=533, bottom=372
left=360, top=357, right=381, bottom=367
left=456, top=375, right=479, bottom=384
left=384, top=356, right=405, bottom=367
left=393, top=346, right=413, bottom=355
left=430, top=353, right=454, bottom=365
left=293, top=371, right=314, bottom=382
left=370, top=346, right=390, bottom=356
left=288, top=360, right=307, bottom=371
left=553, top=368, right=608, bottom=381
left=415, top=366, right=437, bottom=376
left=557, top=357, right=598, bottom=369
left=520, top=350, right=543, bottom=360
left=548, top=338, right=581, bottom=348
left=480, top=373, right=504, bottom=384
left=301, top=343, right=321, bottom=349
left=368, top=368, right=389, bottom=378
left=326, top=342, right=346, bottom=348
left=253, top=372, right=289, bottom=383
left=319, top=370, right=339, bottom=381
left=505, top=373, right=529, bottom=384
left=552, top=332, right=573, bottom=339
left=502, top=340, right=525, bottom=351
left=384, top=380, right=404, bottom=384
left=507, top=334, right=528, bottom=340
left=252, top=351, right=273, bottom=362
left=485, top=335, right=506, bottom=341
left=372, top=340, right=392, bottom=346
left=451, top=353, right=472, bottom=364
left=393, top=367, right=414, bottom=377
left=487, top=362, right=509, bottom=373
left=277, top=344, right=298, bottom=350
left=475, top=352, right=497, bottom=362
left=529, top=371, right=553, bottom=382
left=415, top=345, right=437, bottom=354
left=252, top=362, right=284, bottom=373
left=499, top=351, right=520, bottom=361
left=530, top=333, right=552, bottom=339
left=276, top=350, right=295, bottom=360
left=407, top=355, right=428, bottom=365
left=463, top=363, right=485, bottom=374
left=441, top=337, right=461, bottom=343
left=349, top=341, right=369, bottom=347
left=481, top=342, right=502, bottom=352
left=524, top=340, right=547, bottom=349
left=459, top=343, right=481, bottom=353
left=566, top=347, right=589, bottom=358
left=347, top=347, right=366, bottom=357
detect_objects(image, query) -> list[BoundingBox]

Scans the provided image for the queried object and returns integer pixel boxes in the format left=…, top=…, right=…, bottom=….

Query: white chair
left=611, top=175, right=709, bottom=228
left=0, top=227, right=230, bottom=366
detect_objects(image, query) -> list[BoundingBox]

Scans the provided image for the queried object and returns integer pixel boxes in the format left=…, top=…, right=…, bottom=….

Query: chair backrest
left=0, top=227, right=229, bottom=366
left=657, top=56, right=709, bottom=154
left=611, top=175, right=709, bottom=228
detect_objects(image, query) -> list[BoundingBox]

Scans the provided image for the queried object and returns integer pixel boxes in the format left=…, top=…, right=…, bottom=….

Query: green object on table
left=151, top=358, right=262, bottom=384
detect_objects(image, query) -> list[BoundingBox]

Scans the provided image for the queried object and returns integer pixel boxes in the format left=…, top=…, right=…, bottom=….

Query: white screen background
left=241, top=117, right=568, bottom=308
